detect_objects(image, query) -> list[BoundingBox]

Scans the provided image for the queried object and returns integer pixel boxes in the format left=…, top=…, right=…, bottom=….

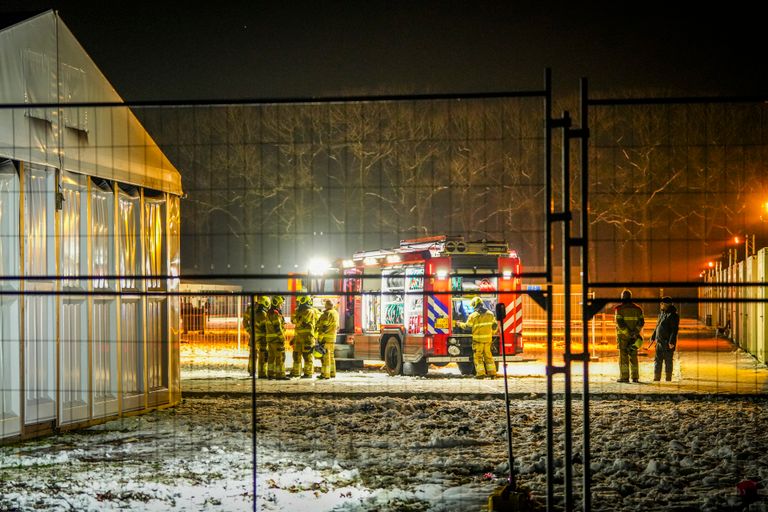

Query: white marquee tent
left=0, top=10, right=182, bottom=441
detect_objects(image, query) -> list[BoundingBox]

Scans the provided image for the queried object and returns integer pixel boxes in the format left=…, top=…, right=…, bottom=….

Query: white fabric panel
left=0, top=163, right=21, bottom=437
left=60, top=171, right=87, bottom=289
left=24, top=295, right=55, bottom=424
left=24, top=165, right=55, bottom=424
left=144, top=198, right=165, bottom=290
left=0, top=12, right=182, bottom=194
left=0, top=162, right=19, bottom=286
left=0, top=296, right=21, bottom=438
left=59, top=299, right=88, bottom=424
left=146, top=298, right=167, bottom=392
left=121, top=299, right=143, bottom=411
left=92, top=299, right=118, bottom=418
left=168, top=195, right=181, bottom=403
left=91, top=182, right=113, bottom=290
left=24, top=167, right=54, bottom=276
left=118, top=191, right=139, bottom=290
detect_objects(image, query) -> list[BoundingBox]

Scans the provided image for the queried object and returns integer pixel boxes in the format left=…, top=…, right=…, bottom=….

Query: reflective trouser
left=291, top=336, right=314, bottom=377
left=654, top=343, right=675, bottom=381
left=256, top=339, right=268, bottom=378
left=472, top=339, right=495, bottom=377
left=618, top=337, right=639, bottom=380
left=320, top=341, right=336, bottom=378
left=248, top=336, right=267, bottom=376
left=267, top=339, right=286, bottom=378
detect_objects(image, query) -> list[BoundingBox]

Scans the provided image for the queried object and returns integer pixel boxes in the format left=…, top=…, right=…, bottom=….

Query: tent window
left=61, top=63, right=88, bottom=133
left=23, top=49, right=54, bottom=123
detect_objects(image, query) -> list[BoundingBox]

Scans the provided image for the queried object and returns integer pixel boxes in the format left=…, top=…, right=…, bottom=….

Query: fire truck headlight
left=448, top=345, right=461, bottom=356
left=308, top=257, right=330, bottom=276
left=502, top=270, right=512, bottom=280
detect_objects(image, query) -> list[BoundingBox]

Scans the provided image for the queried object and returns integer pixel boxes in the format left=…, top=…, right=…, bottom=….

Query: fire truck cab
left=334, top=235, right=523, bottom=376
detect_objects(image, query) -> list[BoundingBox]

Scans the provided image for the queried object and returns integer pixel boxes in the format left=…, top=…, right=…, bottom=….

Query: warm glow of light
left=363, top=257, right=378, bottom=266
left=308, top=257, right=330, bottom=275
left=502, top=270, right=512, bottom=279
left=734, top=236, right=740, bottom=244
left=342, top=259, right=355, bottom=268
left=386, top=254, right=401, bottom=263
left=708, top=261, right=715, bottom=268
left=436, top=268, right=448, bottom=279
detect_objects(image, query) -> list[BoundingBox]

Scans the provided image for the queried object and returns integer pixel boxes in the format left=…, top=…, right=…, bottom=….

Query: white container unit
left=757, top=249, right=768, bottom=364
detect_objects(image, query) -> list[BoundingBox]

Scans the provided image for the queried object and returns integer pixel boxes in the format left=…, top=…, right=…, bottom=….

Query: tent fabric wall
left=0, top=11, right=182, bottom=195
left=0, top=12, right=182, bottom=442
left=91, top=180, right=118, bottom=419
left=0, top=161, right=21, bottom=438
left=59, top=170, right=89, bottom=425
left=23, top=165, right=56, bottom=425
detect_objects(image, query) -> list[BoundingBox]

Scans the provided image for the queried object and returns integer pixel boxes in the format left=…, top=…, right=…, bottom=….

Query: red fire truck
left=330, top=235, right=523, bottom=376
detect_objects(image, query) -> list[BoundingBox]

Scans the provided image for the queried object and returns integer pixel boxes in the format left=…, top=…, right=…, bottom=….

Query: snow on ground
left=3, top=394, right=768, bottom=511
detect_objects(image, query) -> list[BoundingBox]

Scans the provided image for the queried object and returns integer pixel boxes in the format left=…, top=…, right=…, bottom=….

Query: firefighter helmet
left=271, top=295, right=284, bottom=308
left=323, top=298, right=334, bottom=310
left=312, top=343, right=327, bottom=359
left=297, top=295, right=312, bottom=306
left=470, top=296, right=484, bottom=310
left=257, top=296, right=270, bottom=308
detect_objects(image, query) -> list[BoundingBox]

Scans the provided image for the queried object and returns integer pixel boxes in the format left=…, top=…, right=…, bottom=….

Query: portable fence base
left=487, top=484, right=533, bottom=512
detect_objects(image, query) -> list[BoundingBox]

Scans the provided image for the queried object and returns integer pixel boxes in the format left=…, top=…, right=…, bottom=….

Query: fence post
left=237, top=295, right=242, bottom=352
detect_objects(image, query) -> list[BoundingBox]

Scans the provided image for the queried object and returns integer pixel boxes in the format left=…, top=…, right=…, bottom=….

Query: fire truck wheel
left=384, top=337, right=403, bottom=376
left=457, top=362, right=475, bottom=376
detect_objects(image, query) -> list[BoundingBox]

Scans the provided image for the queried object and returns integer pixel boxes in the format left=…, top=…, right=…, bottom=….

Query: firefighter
left=316, top=298, right=339, bottom=379
left=291, top=295, right=317, bottom=378
left=614, top=289, right=644, bottom=383
left=266, top=295, right=288, bottom=380
left=454, top=296, right=498, bottom=378
left=243, top=295, right=270, bottom=378
left=651, top=296, right=679, bottom=382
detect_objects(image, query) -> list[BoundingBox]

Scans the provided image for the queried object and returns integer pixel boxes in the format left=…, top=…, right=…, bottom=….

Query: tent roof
left=0, top=10, right=182, bottom=195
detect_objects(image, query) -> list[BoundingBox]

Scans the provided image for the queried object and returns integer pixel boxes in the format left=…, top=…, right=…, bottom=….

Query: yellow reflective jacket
left=244, top=304, right=268, bottom=341
left=457, top=308, right=498, bottom=343
left=316, top=308, right=339, bottom=344
left=292, top=305, right=317, bottom=342
left=614, top=302, right=644, bottom=342
left=266, top=308, right=286, bottom=342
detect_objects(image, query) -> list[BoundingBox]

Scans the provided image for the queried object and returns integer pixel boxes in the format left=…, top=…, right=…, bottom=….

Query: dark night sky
left=2, top=1, right=766, bottom=101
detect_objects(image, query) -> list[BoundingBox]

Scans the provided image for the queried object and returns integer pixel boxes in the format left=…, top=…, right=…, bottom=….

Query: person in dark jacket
left=614, top=289, right=644, bottom=383
left=651, top=296, right=680, bottom=382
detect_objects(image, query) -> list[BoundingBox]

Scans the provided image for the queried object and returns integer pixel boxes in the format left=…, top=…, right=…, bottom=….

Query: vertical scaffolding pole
left=250, top=293, right=257, bottom=512
left=543, top=68, right=555, bottom=511
left=580, top=77, right=592, bottom=512
left=560, top=110, right=574, bottom=512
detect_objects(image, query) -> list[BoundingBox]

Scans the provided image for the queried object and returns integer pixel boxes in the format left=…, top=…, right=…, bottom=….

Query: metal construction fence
left=179, top=289, right=614, bottom=355
left=2, top=40, right=768, bottom=512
